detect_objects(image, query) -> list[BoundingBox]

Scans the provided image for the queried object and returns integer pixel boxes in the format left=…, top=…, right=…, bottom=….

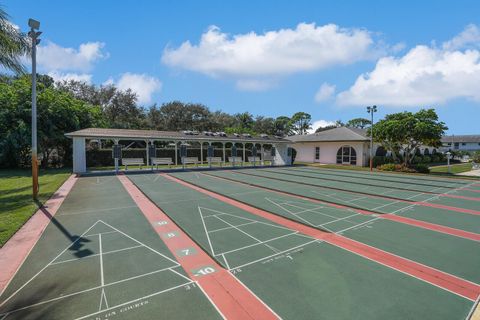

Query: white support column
left=72, top=137, right=86, bottom=174
left=174, top=142, right=178, bottom=166
left=200, top=142, right=204, bottom=165
left=114, top=138, right=120, bottom=172
left=243, top=143, right=246, bottom=167
left=145, top=140, right=150, bottom=167
left=261, top=144, right=264, bottom=166
left=222, top=142, right=226, bottom=165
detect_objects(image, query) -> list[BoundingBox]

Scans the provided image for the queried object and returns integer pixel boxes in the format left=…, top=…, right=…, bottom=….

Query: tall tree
left=371, top=109, right=447, bottom=166
left=273, top=116, right=292, bottom=136
left=346, top=118, right=371, bottom=129
left=290, top=112, right=312, bottom=135
left=0, top=8, right=30, bottom=74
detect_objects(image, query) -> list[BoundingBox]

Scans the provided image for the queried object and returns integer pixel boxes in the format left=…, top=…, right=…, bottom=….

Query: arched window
left=375, top=146, right=387, bottom=157
left=423, top=148, right=430, bottom=155
left=336, top=146, right=357, bottom=165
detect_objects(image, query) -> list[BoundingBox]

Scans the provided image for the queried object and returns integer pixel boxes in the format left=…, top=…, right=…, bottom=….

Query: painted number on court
left=192, top=266, right=216, bottom=277
left=176, top=247, right=197, bottom=257
left=161, top=231, right=179, bottom=239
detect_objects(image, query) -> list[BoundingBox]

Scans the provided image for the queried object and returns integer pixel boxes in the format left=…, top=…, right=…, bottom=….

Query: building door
left=336, top=146, right=357, bottom=165
left=314, top=147, right=320, bottom=162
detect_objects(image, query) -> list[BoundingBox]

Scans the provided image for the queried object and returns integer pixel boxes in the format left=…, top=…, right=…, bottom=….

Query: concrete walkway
left=457, top=169, right=480, bottom=177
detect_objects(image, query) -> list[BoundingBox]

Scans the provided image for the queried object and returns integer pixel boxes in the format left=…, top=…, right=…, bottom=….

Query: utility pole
left=28, top=19, right=41, bottom=200
left=367, top=105, right=378, bottom=172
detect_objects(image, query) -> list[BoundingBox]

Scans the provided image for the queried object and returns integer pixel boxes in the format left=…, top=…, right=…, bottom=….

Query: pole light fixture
left=367, top=105, right=378, bottom=172
left=28, top=19, right=41, bottom=200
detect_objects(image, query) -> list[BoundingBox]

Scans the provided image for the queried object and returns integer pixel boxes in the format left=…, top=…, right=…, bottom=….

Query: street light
left=367, top=105, right=378, bottom=172
left=446, top=151, right=452, bottom=174
left=28, top=19, right=41, bottom=200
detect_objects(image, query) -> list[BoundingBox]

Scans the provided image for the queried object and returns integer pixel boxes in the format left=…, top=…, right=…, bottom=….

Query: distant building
left=288, top=127, right=439, bottom=166
left=440, top=135, right=480, bottom=152
left=287, top=127, right=371, bottom=166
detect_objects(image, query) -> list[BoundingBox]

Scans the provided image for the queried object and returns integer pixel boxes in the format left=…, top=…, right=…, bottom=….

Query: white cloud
left=336, top=25, right=480, bottom=107
left=442, top=24, right=480, bottom=50
left=37, top=41, right=108, bottom=72
left=308, top=120, right=336, bottom=133
left=48, top=72, right=92, bottom=84
left=162, top=23, right=380, bottom=89
left=110, top=73, right=162, bottom=104
left=314, top=83, right=336, bottom=102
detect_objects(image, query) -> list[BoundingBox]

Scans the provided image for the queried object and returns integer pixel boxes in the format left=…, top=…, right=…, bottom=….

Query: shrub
left=373, top=156, right=386, bottom=167
left=422, top=156, right=431, bottom=163
left=431, top=155, right=440, bottom=163
left=378, top=163, right=396, bottom=171
left=415, top=164, right=430, bottom=173
left=473, top=151, right=480, bottom=163
left=412, top=155, right=423, bottom=164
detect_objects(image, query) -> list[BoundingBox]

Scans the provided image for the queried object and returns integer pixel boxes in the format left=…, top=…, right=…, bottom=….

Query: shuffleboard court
left=168, top=171, right=480, bottom=284
left=206, top=170, right=480, bottom=234
left=302, top=166, right=479, bottom=186
left=285, top=166, right=480, bottom=199
left=0, top=176, right=222, bottom=320
left=235, top=168, right=480, bottom=212
left=269, top=166, right=480, bottom=198
left=127, top=173, right=475, bottom=319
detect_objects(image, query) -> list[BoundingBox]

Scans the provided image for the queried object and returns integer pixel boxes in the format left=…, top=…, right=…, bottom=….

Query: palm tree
left=0, top=7, right=30, bottom=74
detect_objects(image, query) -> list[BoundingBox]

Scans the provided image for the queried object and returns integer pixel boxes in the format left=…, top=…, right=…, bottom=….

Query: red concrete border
left=202, top=172, right=480, bottom=242
left=440, top=194, right=480, bottom=201
left=164, top=173, right=480, bottom=301
left=117, top=175, right=279, bottom=320
left=0, top=174, right=77, bottom=296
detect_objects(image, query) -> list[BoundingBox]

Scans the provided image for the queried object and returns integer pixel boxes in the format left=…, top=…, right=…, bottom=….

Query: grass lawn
left=429, top=163, right=474, bottom=174
left=0, top=168, right=71, bottom=247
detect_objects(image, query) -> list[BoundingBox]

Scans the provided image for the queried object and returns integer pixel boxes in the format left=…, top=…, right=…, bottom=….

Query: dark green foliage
left=414, top=164, right=430, bottom=173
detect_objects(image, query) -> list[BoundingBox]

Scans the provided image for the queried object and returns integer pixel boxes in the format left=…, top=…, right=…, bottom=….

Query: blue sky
left=4, top=0, right=480, bottom=134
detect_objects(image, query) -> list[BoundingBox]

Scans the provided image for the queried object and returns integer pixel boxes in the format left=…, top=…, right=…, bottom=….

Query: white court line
left=282, top=202, right=345, bottom=220
left=99, top=220, right=183, bottom=270
left=73, top=282, right=192, bottom=320
left=217, top=232, right=302, bottom=256
left=50, top=245, right=143, bottom=266
left=99, top=234, right=104, bottom=287
left=230, top=239, right=320, bottom=271
left=85, top=230, right=118, bottom=238
left=214, top=216, right=265, bottom=244
left=318, top=212, right=367, bottom=227
left=209, top=221, right=257, bottom=233
left=370, top=201, right=402, bottom=211
left=198, top=207, right=216, bottom=256
left=222, top=254, right=231, bottom=270
left=0, top=264, right=188, bottom=317
left=199, top=206, right=294, bottom=232
left=265, top=198, right=316, bottom=227
left=335, top=217, right=382, bottom=234
left=0, top=221, right=102, bottom=308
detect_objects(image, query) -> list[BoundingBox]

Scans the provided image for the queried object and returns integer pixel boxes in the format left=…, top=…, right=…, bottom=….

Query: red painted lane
left=378, top=215, right=480, bottom=242
left=202, top=172, right=480, bottom=242
left=117, top=175, right=279, bottom=320
left=440, top=194, right=480, bottom=201
left=165, top=173, right=480, bottom=301
left=0, top=174, right=77, bottom=296
left=415, top=202, right=480, bottom=215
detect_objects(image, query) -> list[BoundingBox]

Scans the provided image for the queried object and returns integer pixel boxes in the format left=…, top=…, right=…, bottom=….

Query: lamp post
left=28, top=19, right=41, bottom=200
left=367, top=105, right=377, bottom=172
left=446, top=151, right=452, bottom=174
